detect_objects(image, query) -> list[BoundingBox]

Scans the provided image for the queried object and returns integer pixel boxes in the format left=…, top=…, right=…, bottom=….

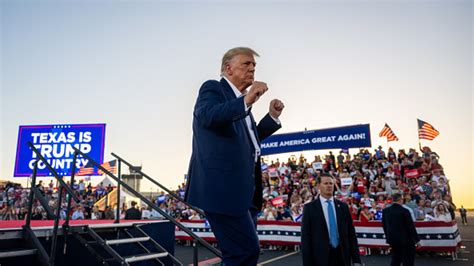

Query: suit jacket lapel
left=220, top=78, right=237, bottom=100
left=220, top=78, right=254, bottom=144
left=334, top=199, right=343, bottom=235
left=316, top=197, right=330, bottom=238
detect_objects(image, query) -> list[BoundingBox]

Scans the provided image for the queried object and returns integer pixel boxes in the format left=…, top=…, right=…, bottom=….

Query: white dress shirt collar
left=222, top=76, right=260, bottom=162
left=319, top=194, right=335, bottom=202
left=223, top=76, right=246, bottom=98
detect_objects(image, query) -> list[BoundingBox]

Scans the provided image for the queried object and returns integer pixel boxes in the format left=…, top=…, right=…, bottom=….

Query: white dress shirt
left=223, top=77, right=261, bottom=162
left=319, top=195, right=339, bottom=236
left=223, top=77, right=281, bottom=162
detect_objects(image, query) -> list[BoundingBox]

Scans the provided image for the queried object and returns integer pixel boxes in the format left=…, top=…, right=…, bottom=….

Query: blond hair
left=220, top=47, right=259, bottom=75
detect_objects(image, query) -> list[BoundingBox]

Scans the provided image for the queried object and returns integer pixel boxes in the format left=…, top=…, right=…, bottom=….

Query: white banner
left=312, top=162, right=323, bottom=170
left=341, top=177, right=353, bottom=186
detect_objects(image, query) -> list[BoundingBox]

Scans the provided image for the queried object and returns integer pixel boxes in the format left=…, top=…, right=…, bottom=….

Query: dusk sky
left=1, top=0, right=472, bottom=207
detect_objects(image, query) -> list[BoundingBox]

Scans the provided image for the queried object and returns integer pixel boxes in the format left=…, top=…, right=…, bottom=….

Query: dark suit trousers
left=205, top=210, right=260, bottom=266
left=328, top=245, right=344, bottom=266
left=390, top=245, right=415, bottom=266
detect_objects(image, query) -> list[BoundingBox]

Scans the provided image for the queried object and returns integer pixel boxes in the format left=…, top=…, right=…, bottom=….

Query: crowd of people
left=0, top=179, right=115, bottom=220
left=0, top=146, right=464, bottom=226
left=152, top=146, right=459, bottom=225
left=256, top=146, right=457, bottom=224
left=141, top=145, right=462, bottom=227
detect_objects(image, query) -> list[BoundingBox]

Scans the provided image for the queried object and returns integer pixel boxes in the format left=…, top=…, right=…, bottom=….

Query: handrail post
left=25, top=160, right=38, bottom=228
left=193, top=239, right=199, bottom=266
left=50, top=178, right=65, bottom=266
left=63, top=151, right=78, bottom=254
left=114, top=160, right=121, bottom=223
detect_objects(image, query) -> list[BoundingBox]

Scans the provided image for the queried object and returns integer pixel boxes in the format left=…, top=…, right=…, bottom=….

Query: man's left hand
left=269, top=99, right=284, bottom=118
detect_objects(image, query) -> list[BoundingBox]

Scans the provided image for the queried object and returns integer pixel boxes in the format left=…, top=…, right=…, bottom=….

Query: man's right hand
left=244, top=81, right=268, bottom=107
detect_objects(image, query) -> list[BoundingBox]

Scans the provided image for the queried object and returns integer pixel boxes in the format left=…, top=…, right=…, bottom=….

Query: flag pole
left=417, top=119, right=422, bottom=152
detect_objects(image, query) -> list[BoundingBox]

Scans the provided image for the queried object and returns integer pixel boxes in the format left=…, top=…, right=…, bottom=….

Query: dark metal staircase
left=2, top=142, right=221, bottom=266
left=71, top=147, right=222, bottom=266
left=0, top=142, right=81, bottom=266
left=77, top=223, right=181, bottom=265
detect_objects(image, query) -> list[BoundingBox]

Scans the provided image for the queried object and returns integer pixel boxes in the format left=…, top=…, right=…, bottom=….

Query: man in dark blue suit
left=185, top=47, right=284, bottom=265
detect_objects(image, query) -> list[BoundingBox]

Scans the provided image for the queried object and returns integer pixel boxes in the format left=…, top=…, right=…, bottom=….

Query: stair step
left=0, top=249, right=37, bottom=258
left=124, top=252, right=168, bottom=263
left=105, top=236, right=150, bottom=245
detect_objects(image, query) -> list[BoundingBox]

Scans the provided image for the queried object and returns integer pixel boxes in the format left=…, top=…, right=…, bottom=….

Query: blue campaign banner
left=14, top=123, right=106, bottom=177
left=261, top=124, right=371, bottom=155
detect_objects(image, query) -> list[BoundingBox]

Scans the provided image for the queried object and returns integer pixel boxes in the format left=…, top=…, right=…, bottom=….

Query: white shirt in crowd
left=150, top=209, right=163, bottom=219
left=72, top=210, right=84, bottom=220
left=91, top=212, right=101, bottom=220
left=435, top=213, right=452, bottom=222
left=141, top=209, right=151, bottom=219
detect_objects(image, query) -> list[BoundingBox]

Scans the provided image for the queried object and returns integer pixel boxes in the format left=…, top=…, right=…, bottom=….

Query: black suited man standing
left=382, top=193, right=420, bottom=266
left=301, top=175, right=361, bottom=266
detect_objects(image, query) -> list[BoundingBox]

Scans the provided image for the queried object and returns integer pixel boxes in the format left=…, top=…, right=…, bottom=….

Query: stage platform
left=0, top=219, right=176, bottom=266
left=0, top=219, right=167, bottom=238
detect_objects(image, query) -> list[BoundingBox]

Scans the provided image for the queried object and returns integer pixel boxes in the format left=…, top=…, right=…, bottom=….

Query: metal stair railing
left=129, top=224, right=182, bottom=265
left=72, top=147, right=222, bottom=266
left=111, top=152, right=206, bottom=218
left=71, top=229, right=110, bottom=266
left=25, top=142, right=81, bottom=266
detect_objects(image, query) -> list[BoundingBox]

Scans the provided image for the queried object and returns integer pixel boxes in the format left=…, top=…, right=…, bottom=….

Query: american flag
left=418, top=119, right=439, bottom=140
left=379, top=123, right=399, bottom=141
left=98, top=160, right=117, bottom=175
left=76, top=161, right=94, bottom=176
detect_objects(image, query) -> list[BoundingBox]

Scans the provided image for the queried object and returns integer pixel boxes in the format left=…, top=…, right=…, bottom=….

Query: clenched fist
left=244, top=81, right=268, bottom=107
left=269, top=99, right=284, bottom=119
